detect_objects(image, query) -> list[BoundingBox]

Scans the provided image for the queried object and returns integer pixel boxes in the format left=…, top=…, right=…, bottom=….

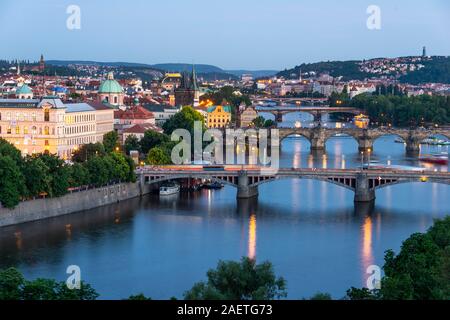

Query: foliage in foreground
left=184, top=257, right=287, bottom=300
left=347, top=216, right=450, bottom=300
left=0, top=268, right=98, bottom=300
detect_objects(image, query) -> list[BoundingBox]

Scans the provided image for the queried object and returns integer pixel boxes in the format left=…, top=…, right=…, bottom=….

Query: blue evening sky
left=0, top=0, right=449, bottom=70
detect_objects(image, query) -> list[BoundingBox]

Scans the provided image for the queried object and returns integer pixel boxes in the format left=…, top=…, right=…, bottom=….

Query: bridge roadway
left=137, top=167, right=450, bottom=205
left=277, top=127, right=450, bottom=153
left=255, top=106, right=361, bottom=122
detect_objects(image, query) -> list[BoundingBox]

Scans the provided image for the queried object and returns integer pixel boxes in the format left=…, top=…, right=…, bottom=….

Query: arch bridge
left=255, top=106, right=361, bottom=123
left=278, top=127, right=450, bottom=153
left=138, top=167, right=450, bottom=206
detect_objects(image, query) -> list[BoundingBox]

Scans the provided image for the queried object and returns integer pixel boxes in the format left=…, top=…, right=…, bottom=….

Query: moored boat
left=419, top=153, right=449, bottom=165
left=160, top=184, right=180, bottom=196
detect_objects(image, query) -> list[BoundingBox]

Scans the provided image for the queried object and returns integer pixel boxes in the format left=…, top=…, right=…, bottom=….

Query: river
left=0, top=113, right=448, bottom=299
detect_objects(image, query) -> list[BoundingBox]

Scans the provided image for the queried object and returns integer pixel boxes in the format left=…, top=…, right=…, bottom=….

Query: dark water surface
left=0, top=115, right=449, bottom=299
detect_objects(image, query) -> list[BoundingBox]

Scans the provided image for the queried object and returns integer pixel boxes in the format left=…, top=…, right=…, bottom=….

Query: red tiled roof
left=123, top=123, right=163, bottom=134
left=114, top=106, right=154, bottom=120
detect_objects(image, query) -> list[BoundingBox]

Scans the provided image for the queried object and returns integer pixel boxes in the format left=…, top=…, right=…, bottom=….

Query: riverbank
left=0, top=182, right=153, bottom=228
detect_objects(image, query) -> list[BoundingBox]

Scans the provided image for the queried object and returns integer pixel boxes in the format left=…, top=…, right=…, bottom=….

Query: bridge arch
left=373, top=178, right=450, bottom=190
left=249, top=175, right=356, bottom=192
left=144, top=174, right=239, bottom=188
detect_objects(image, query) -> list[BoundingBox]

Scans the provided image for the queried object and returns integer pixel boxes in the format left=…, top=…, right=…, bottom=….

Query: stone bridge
left=255, top=106, right=361, bottom=122
left=138, top=167, right=450, bottom=206
left=278, top=127, right=450, bottom=153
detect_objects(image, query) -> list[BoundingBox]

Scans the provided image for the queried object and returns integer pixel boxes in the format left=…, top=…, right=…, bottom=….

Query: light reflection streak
left=248, top=214, right=257, bottom=260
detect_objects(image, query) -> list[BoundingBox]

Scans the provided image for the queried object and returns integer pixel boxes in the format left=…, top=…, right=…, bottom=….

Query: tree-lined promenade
left=0, top=132, right=136, bottom=209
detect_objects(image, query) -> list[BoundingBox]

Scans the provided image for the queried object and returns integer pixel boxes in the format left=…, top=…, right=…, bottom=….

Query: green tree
left=146, top=147, right=171, bottom=165
left=85, top=156, right=110, bottom=187
left=124, top=134, right=141, bottom=155
left=22, top=157, right=51, bottom=198
left=0, top=156, right=25, bottom=208
left=162, top=106, right=205, bottom=135
left=346, top=216, right=450, bottom=300
left=68, top=163, right=90, bottom=188
left=184, top=257, right=287, bottom=300
left=127, top=293, right=152, bottom=300
left=309, top=292, right=332, bottom=300
left=0, top=268, right=98, bottom=300
left=103, top=131, right=119, bottom=153
left=38, top=154, right=71, bottom=197
left=0, top=268, right=25, bottom=300
left=109, top=152, right=131, bottom=182
left=140, top=130, right=170, bottom=154
left=72, top=143, right=106, bottom=163
left=0, top=138, right=23, bottom=164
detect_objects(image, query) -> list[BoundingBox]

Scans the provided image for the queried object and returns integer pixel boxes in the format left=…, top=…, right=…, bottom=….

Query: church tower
left=39, top=54, right=45, bottom=72
left=191, top=65, right=200, bottom=107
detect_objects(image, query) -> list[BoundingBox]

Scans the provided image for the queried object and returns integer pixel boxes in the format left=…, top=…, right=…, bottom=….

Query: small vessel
left=203, top=181, right=224, bottom=190
left=421, top=137, right=450, bottom=146
left=394, top=138, right=405, bottom=143
left=419, top=153, right=449, bottom=165
left=159, top=183, right=180, bottom=196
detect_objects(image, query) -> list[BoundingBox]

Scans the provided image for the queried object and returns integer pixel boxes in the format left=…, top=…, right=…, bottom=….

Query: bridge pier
left=275, top=111, right=283, bottom=123
left=354, top=172, right=375, bottom=203
left=309, top=127, right=326, bottom=151
left=357, top=137, right=374, bottom=153
left=405, top=141, right=421, bottom=155
left=237, top=171, right=259, bottom=199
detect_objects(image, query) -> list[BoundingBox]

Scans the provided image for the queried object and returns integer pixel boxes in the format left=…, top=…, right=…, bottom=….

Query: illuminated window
left=44, top=126, right=49, bottom=135
left=44, top=109, right=50, bottom=122
left=24, top=126, right=28, bottom=134
left=32, top=113, right=36, bottom=121
left=45, top=140, right=49, bottom=146
left=32, top=126, right=37, bottom=134
left=15, top=126, right=20, bottom=134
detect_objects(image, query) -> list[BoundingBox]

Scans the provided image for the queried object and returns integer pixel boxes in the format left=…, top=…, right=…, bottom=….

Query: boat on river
left=160, top=183, right=180, bottom=196
left=419, top=153, right=449, bottom=165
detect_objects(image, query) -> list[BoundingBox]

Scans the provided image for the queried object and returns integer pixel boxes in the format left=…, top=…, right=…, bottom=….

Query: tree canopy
left=184, top=257, right=287, bottom=300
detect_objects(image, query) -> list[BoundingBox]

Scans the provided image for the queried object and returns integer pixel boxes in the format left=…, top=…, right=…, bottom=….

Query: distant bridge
left=251, top=96, right=329, bottom=105
left=255, top=106, right=362, bottom=122
left=138, top=167, right=450, bottom=205
left=278, top=127, right=450, bottom=153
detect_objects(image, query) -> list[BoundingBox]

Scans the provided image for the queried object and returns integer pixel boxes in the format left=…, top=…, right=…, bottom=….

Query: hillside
left=399, top=56, right=450, bottom=84
left=277, top=60, right=370, bottom=81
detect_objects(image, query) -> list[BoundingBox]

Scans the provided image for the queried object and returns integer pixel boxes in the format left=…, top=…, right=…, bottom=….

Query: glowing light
left=362, top=216, right=374, bottom=269
left=248, top=214, right=257, bottom=260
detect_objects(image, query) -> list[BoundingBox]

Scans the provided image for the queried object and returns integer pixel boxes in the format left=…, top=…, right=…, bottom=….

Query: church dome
left=98, top=72, right=123, bottom=94
left=16, top=84, right=32, bottom=95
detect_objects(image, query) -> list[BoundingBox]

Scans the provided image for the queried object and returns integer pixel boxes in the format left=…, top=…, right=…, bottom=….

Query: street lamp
left=367, top=148, right=372, bottom=169
left=360, top=151, right=364, bottom=170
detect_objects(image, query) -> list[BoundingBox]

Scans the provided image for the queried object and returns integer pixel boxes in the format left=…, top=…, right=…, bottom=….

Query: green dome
left=98, top=72, right=123, bottom=94
left=16, top=84, right=32, bottom=94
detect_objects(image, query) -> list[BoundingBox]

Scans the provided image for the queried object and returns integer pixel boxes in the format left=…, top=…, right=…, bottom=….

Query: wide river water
left=0, top=113, right=449, bottom=299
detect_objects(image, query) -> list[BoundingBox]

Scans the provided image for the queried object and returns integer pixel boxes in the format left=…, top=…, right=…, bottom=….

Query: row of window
left=65, top=124, right=95, bottom=135
left=67, top=135, right=96, bottom=146
left=65, top=113, right=96, bottom=124
left=0, top=125, right=54, bottom=135
left=0, top=110, right=50, bottom=122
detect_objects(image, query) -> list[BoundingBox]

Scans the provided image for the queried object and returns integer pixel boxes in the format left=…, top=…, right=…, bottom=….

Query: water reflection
left=248, top=214, right=257, bottom=260
left=361, top=215, right=374, bottom=271
left=0, top=131, right=448, bottom=299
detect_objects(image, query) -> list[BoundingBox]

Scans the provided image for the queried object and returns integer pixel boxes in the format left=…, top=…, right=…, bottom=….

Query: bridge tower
left=354, top=172, right=375, bottom=203
left=237, top=171, right=258, bottom=199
